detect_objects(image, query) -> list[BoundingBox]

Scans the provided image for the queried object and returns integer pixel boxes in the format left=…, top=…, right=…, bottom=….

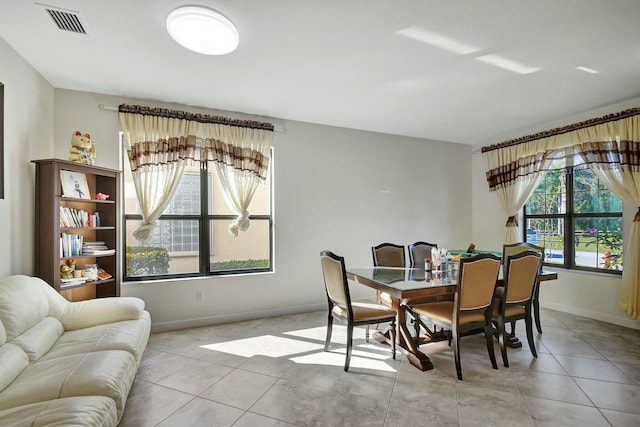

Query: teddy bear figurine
left=69, top=131, right=96, bottom=165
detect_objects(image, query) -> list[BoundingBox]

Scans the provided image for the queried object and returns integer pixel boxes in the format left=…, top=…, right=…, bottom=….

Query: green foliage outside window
left=126, top=246, right=171, bottom=276
left=524, top=167, right=623, bottom=272
left=210, top=259, right=269, bottom=271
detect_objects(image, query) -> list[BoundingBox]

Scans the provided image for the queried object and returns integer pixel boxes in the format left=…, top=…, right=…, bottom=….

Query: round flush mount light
left=166, top=6, right=239, bottom=55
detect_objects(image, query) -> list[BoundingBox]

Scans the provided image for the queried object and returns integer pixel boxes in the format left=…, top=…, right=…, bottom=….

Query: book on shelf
left=81, top=248, right=115, bottom=255
left=97, top=268, right=112, bottom=280
left=60, top=233, right=83, bottom=257
left=60, top=277, right=87, bottom=287
left=59, top=207, right=100, bottom=228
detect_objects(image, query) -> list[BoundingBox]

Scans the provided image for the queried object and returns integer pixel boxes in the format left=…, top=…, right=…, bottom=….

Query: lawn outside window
left=523, top=165, right=622, bottom=274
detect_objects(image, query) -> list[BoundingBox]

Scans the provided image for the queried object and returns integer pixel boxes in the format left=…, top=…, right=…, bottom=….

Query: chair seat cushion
left=412, top=301, right=486, bottom=325
left=332, top=302, right=396, bottom=322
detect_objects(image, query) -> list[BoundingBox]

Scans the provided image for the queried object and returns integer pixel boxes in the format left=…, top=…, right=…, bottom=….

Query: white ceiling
left=1, top=0, right=639, bottom=145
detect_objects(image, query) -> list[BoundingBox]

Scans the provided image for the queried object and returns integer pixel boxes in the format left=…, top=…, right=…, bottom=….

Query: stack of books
left=81, top=241, right=115, bottom=255
left=59, top=207, right=100, bottom=227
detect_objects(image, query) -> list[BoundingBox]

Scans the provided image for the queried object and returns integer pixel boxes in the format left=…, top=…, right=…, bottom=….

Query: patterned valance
left=118, top=104, right=273, bottom=179
left=482, top=107, right=640, bottom=191
left=118, top=104, right=275, bottom=131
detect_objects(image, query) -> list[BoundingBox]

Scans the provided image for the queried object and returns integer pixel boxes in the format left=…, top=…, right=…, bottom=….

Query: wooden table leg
left=533, top=280, right=542, bottom=334
left=393, top=298, right=433, bottom=371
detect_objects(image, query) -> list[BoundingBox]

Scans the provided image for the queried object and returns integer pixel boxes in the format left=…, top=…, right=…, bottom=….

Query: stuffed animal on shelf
left=68, top=131, right=96, bottom=165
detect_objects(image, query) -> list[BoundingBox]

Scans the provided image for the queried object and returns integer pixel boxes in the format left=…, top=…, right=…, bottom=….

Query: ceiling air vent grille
left=44, top=6, right=86, bottom=34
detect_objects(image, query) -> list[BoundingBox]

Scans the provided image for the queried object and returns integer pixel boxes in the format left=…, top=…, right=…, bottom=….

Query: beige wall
left=52, top=90, right=473, bottom=331
left=0, top=37, right=54, bottom=278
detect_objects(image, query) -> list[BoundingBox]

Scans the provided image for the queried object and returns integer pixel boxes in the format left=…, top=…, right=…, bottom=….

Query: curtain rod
left=481, top=107, right=640, bottom=154
left=98, top=104, right=285, bottom=133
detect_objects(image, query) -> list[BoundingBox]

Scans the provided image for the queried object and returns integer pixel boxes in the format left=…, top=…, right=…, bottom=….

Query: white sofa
left=0, top=275, right=151, bottom=427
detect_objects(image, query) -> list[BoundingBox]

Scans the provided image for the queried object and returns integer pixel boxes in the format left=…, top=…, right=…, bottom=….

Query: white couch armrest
left=57, top=297, right=146, bottom=331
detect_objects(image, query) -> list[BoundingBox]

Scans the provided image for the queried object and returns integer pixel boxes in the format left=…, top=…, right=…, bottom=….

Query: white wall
left=0, top=37, right=54, bottom=278
left=471, top=97, right=640, bottom=330
left=53, top=90, right=473, bottom=331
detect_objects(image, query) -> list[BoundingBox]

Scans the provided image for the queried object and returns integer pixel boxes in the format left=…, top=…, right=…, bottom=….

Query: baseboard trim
left=542, top=301, right=640, bottom=330
left=150, top=302, right=327, bottom=333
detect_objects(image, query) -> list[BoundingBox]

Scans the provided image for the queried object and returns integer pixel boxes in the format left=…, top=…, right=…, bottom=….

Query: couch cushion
left=10, top=316, right=64, bottom=363
left=0, top=320, right=6, bottom=345
left=0, top=396, right=118, bottom=427
left=41, top=311, right=151, bottom=364
left=0, top=275, right=51, bottom=341
left=52, top=297, right=146, bottom=331
left=0, top=343, right=29, bottom=393
left=0, top=350, right=137, bottom=420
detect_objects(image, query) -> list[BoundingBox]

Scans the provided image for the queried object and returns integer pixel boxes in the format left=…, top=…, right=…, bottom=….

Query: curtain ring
left=506, top=215, right=519, bottom=227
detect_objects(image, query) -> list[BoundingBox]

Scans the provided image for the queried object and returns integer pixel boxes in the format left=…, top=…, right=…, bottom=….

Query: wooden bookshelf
left=32, top=159, right=120, bottom=301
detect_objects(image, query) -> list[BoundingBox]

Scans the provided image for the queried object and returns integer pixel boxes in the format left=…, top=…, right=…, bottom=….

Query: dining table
left=346, top=265, right=558, bottom=371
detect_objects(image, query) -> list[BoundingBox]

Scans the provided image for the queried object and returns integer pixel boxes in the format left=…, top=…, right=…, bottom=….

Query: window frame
left=122, top=149, right=274, bottom=282
left=523, top=166, right=623, bottom=275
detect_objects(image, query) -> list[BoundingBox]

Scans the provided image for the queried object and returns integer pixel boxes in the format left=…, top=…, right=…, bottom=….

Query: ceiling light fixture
left=476, top=54, right=539, bottom=74
left=166, top=6, right=239, bottom=55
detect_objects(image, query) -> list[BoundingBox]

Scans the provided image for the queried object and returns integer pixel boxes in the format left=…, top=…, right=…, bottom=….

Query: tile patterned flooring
left=119, top=308, right=640, bottom=427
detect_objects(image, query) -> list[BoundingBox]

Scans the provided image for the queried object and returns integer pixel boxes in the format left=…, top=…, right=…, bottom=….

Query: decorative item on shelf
left=81, top=263, right=99, bottom=281
left=60, top=264, right=73, bottom=279
left=95, top=192, right=110, bottom=200
left=60, top=170, right=91, bottom=199
left=68, top=131, right=96, bottom=165
left=66, top=259, right=76, bottom=270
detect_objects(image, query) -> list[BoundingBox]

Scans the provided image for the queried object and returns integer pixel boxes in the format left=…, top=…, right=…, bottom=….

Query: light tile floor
left=119, top=308, right=640, bottom=427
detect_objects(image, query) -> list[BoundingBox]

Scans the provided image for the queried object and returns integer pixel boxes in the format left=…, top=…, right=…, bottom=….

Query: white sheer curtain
left=119, top=111, right=192, bottom=242
left=578, top=136, right=640, bottom=320
left=483, top=147, right=546, bottom=243
left=195, top=124, right=272, bottom=237
left=119, top=104, right=274, bottom=242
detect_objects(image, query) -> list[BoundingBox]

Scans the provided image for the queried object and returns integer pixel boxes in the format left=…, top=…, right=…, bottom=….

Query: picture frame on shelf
left=60, top=170, right=91, bottom=199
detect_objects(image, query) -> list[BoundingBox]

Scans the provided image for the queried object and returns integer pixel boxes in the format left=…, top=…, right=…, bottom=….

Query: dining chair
left=409, top=253, right=501, bottom=380
left=320, top=250, right=397, bottom=371
left=371, top=242, right=405, bottom=308
left=502, top=242, right=545, bottom=334
left=407, top=241, right=446, bottom=340
left=408, top=241, right=438, bottom=270
left=492, top=249, right=543, bottom=367
left=372, top=243, right=405, bottom=268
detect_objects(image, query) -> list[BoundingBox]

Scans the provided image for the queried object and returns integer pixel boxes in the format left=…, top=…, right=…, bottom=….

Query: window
left=123, top=152, right=273, bottom=281
left=524, top=165, right=623, bottom=273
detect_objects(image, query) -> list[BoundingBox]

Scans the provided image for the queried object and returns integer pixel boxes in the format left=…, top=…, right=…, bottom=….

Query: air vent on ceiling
left=38, top=3, right=87, bottom=34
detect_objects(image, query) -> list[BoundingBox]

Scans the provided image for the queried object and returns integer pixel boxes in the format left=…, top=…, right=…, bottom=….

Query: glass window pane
left=573, top=167, right=623, bottom=214
left=125, top=219, right=200, bottom=277
left=210, top=219, right=271, bottom=271
left=211, top=167, right=271, bottom=215
left=574, top=217, right=623, bottom=270
left=527, top=170, right=565, bottom=214
left=535, top=218, right=564, bottom=265
left=162, top=167, right=201, bottom=215
left=123, top=163, right=201, bottom=215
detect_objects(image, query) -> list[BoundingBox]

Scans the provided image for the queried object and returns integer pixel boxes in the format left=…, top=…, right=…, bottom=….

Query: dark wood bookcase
left=32, top=159, right=120, bottom=300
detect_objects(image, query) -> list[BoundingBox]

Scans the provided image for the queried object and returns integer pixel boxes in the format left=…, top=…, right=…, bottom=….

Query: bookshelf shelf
left=33, top=159, right=121, bottom=301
